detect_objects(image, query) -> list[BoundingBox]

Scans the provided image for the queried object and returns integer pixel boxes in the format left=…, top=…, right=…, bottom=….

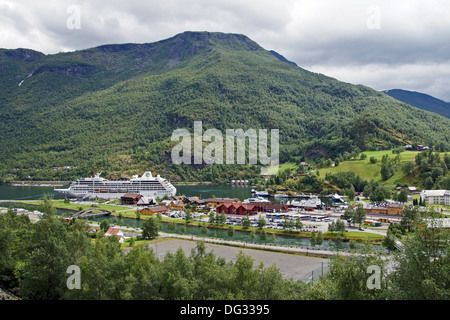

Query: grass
left=317, top=150, right=421, bottom=188
left=278, top=150, right=425, bottom=189
left=277, top=162, right=299, bottom=173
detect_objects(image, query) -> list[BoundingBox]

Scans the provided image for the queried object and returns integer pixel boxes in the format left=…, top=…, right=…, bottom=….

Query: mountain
left=382, top=89, right=450, bottom=118
left=1, top=31, right=449, bottom=182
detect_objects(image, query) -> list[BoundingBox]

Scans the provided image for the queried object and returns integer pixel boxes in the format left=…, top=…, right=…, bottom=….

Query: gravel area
left=146, top=238, right=328, bottom=281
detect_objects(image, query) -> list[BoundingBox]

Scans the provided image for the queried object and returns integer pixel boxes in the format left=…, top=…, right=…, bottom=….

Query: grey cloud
left=1, top=0, right=449, bottom=101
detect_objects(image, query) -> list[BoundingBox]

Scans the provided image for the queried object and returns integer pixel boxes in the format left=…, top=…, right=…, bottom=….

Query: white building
left=105, top=227, right=124, bottom=243
left=420, top=190, right=450, bottom=205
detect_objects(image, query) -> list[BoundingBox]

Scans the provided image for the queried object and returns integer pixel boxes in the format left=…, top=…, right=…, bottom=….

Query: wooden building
left=140, top=205, right=170, bottom=216
left=364, top=203, right=405, bottom=215
left=206, top=197, right=241, bottom=208
left=120, top=193, right=142, bottom=205
left=216, top=203, right=259, bottom=216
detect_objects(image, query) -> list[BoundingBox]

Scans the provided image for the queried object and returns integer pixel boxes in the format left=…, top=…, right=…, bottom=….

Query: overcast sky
left=1, top=0, right=449, bottom=101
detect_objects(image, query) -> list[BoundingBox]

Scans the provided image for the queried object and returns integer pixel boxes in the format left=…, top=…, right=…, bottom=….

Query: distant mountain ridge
left=0, top=31, right=449, bottom=182
left=382, top=89, right=450, bottom=118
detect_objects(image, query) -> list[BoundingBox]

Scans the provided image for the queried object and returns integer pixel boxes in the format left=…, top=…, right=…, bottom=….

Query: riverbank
left=3, top=199, right=384, bottom=244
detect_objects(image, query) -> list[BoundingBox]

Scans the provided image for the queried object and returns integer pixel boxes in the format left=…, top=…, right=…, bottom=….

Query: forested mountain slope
left=1, top=31, right=449, bottom=182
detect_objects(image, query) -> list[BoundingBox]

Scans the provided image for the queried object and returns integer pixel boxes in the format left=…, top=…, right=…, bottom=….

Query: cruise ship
left=55, top=171, right=176, bottom=200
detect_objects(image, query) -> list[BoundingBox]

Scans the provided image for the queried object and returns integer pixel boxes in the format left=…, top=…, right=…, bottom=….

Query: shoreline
left=2, top=199, right=384, bottom=244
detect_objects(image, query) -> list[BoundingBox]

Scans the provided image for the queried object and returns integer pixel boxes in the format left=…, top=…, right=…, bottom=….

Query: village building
left=120, top=193, right=143, bottom=205
left=364, top=202, right=405, bottom=215
left=205, top=197, right=241, bottom=208
left=105, top=227, right=124, bottom=243
left=160, top=199, right=185, bottom=211
left=140, top=205, right=170, bottom=216
left=420, top=190, right=450, bottom=205
left=216, top=203, right=259, bottom=215
left=137, top=196, right=156, bottom=206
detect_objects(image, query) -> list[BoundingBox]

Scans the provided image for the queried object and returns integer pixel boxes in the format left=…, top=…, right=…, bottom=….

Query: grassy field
left=316, top=150, right=421, bottom=188
left=278, top=150, right=422, bottom=189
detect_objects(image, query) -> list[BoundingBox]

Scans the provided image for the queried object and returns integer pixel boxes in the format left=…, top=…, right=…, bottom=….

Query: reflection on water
left=0, top=185, right=385, bottom=253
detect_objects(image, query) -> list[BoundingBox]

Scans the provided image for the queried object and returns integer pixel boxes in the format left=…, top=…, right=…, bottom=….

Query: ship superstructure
left=55, top=171, right=176, bottom=200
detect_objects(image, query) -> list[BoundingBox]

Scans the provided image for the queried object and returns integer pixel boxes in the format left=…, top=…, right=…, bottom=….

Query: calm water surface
left=0, top=184, right=385, bottom=252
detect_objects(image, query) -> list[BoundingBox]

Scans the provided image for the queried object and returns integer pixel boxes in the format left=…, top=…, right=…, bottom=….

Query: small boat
left=274, top=193, right=289, bottom=198
left=255, top=191, right=269, bottom=197
left=243, top=197, right=271, bottom=204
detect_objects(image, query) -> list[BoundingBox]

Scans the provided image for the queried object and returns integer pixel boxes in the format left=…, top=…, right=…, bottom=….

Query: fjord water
left=0, top=184, right=253, bottom=200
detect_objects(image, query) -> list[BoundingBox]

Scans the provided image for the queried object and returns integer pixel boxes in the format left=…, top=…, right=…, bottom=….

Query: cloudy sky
left=1, top=0, right=449, bottom=101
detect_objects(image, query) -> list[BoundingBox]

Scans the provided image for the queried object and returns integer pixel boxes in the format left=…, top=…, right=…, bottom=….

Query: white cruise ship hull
left=54, top=171, right=176, bottom=200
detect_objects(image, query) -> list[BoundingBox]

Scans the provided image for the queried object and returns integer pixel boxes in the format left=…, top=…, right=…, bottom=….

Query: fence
left=302, top=261, right=329, bottom=283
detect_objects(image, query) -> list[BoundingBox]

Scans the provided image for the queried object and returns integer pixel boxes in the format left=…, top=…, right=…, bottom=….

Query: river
left=0, top=184, right=386, bottom=253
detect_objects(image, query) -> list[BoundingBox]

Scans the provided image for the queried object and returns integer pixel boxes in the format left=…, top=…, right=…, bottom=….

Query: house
left=182, top=196, right=207, bottom=206
left=120, top=193, right=142, bottom=205
left=407, top=187, right=418, bottom=193
left=170, top=200, right=185, bottom=211
left=205, top=197, right=241, bottom=208
left=182, top=196, right=200, bottom=203
left=140, top=205, right=170, bottom=216
left=137, top=196, right=155, bottom=206
left=237, top=204, right=259, bottom=215
left=216, top=202, right=235, bottom=214
left=263, top=203, right=290, bottom=213
left=416, top=145, right=430, bottom=151
left=420, top=190, right=450, bottom=205
left=161, top=199, right=185, bottom=211
left=105, top=227, right=124, bottom=243
left=216, top=203, right=259, bottom=215
left=249, top=201, right=274, bottom=212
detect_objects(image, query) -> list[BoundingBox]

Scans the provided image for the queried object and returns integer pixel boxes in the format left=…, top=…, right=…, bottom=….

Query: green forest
left=1, top=32, right=449, bottom=183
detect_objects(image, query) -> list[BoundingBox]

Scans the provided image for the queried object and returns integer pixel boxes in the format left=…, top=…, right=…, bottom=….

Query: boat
left=54, top=171, right=176, bottom=200
left=274, top=193, right=289, bottom=198
left=291, top=195, right=322, bottom=209
left=254, top=190, right=270, bottom=197
left=331, top=193, right=348, bottom=205
left=243, top=197, right=271, bottom=204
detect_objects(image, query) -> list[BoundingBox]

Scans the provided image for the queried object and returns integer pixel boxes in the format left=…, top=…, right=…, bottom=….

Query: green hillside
left=319, top=151, right=421, bottom=187
left=1, top=31, right=449, bottom=183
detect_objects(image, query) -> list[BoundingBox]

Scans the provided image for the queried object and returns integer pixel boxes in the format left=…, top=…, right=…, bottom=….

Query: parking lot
left=162, top=207, right=390, bottom=237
